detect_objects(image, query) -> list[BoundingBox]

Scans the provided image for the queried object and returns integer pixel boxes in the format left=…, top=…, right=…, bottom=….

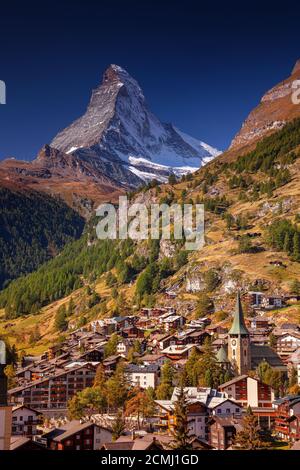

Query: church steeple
left=228, top=291, right=249, bottom=335
left=228, top=292, right=251, bottom=375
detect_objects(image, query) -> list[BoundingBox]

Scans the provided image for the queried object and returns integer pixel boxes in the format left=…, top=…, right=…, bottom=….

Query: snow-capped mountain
left=50, top=64, right=220, bottom=183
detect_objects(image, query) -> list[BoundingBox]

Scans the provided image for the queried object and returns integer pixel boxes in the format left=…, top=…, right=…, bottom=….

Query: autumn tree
left=125, top=388, right=155, bottom=429
left=4, top=364, right=16, bottom=388
left=93, top=363, right=106, bottom=388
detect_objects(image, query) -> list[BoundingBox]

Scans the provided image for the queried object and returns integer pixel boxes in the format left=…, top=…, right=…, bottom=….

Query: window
left=226, top=409, right=230, bottom=414
left=217, top=409, right=221, bottom=414
left=236, top=408, right=240, bottom=413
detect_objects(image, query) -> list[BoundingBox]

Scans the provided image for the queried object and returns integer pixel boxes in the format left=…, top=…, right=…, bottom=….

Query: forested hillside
left=0, top=187, right=84, bottom=289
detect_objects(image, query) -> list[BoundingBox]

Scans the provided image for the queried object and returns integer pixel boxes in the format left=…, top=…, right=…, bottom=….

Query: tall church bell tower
left=228, top=292, right=251, bottom=375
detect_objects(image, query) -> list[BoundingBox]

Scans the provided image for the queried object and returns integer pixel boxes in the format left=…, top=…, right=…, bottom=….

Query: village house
left=208, top=415, right=243, bottom=450
left=42, top=420, right=112, bottom=450
left=275, top=331, right=300, bottom=360
left=161, top=344, right=197, bottom=361
left=261, top=295, right=285, bottom=310
left=273, top=396, right=300, bottom=441
left=155, top=387, right=241, bottom=443
left=246, top=291, right=264, bottom=309
left=125, top=364, right=160, bottom=389
left=141, top=354, right=167, bottom=367
left=11, top=405, right=42, bottom=437
left=219, top=375, right=275, bottom=428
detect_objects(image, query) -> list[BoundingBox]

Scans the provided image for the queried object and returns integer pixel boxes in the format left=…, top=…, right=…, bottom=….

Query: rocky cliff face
left=229, top=59, right=300, bottom=152
left=50, top=64, right=220, bottom=183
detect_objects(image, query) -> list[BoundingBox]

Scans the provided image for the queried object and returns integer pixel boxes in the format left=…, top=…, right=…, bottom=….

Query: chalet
left=175, top=329, right=209, bottom=346
left=248, top=328, right=270, bottom=346
left=43, top=421, right=112, bottom=450
left=208, top=415, right=243, bottom=450
left=273, top=396, right=300, bottom=441
left=161, top=315, right=186, bottom=332
left=261, top=295, right=284, bottom=310
left=121, top=325, right=145, bottom=339
left=219, top=375, right=275, bottom=428
left=161, top=344, right=197, bottom=361
left=276, top=331, right=300, bottom=359
left=249, top=316, right=270, bottom=330
left=11, top=405, right=42, bottom=437
left=155, top=400, right=209, bottom=441
left=141, top=354, right=166, bottom=367
left=246, top=291, right=264, bottom=308
left=155, top=387, right=240, bottom=442
left=102, top=355, right=124, bottom=374
left=125, top=364, right=160, bottom=389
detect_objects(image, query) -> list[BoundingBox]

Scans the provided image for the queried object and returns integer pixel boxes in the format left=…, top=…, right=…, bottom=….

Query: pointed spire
left=228, top=291, right=249, bottom=335
left=216, top=345, right=229, bottom=363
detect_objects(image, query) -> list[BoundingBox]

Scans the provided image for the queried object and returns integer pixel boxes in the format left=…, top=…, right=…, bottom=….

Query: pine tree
left=156, top=360, right=174, bottom=399
left=67, top=297, right=75, bottom=316
left=293, top=232, right=300, bottom=260
left=291, top=279, right=300, bottom=295
left=170, top=385, right=193, bottom=450
left=283, top=232, right=291, bottom=254
left=234, top=406, right=262, bottom=450
left=54, top=305, right=68, bottom=332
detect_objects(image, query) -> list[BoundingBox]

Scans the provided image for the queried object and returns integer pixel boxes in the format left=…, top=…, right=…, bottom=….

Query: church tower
left=228, top=292, right=251, bottom=375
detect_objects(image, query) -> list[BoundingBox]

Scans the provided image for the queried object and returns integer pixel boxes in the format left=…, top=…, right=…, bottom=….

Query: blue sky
left=0, top=0, right=299, bottom=160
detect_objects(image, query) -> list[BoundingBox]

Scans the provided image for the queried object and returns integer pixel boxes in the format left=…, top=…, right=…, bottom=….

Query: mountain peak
left=292, top=59, right=300, bottom=75
left=50, top=64, right=219, bottom=183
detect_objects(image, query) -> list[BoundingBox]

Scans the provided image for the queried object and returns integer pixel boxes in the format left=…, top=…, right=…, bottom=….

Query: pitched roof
left=250, top=344, right=286, bottom=369
left=228, top=292, right=249, bottom=335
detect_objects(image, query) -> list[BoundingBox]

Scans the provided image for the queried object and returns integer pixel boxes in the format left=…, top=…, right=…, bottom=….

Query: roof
left=228, top=292, right=249, bottom=335
left=12, top=404, right=42, bottom=415
left=125, top=364, right=160, bottom=373
left=10, top=436, right=46, bottom=450
left=219, top=375, right=250, bottom=389
left=250, top=344, right=286, bottom=369
left=44, top=420, right=111, bottom=442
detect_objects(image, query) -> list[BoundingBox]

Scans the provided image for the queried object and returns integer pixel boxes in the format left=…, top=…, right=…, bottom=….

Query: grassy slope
left=2, top=121, right=300, bottom=354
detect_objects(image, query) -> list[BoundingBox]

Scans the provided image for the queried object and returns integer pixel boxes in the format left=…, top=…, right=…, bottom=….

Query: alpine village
left=2, top=59, right=300, bottom=452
